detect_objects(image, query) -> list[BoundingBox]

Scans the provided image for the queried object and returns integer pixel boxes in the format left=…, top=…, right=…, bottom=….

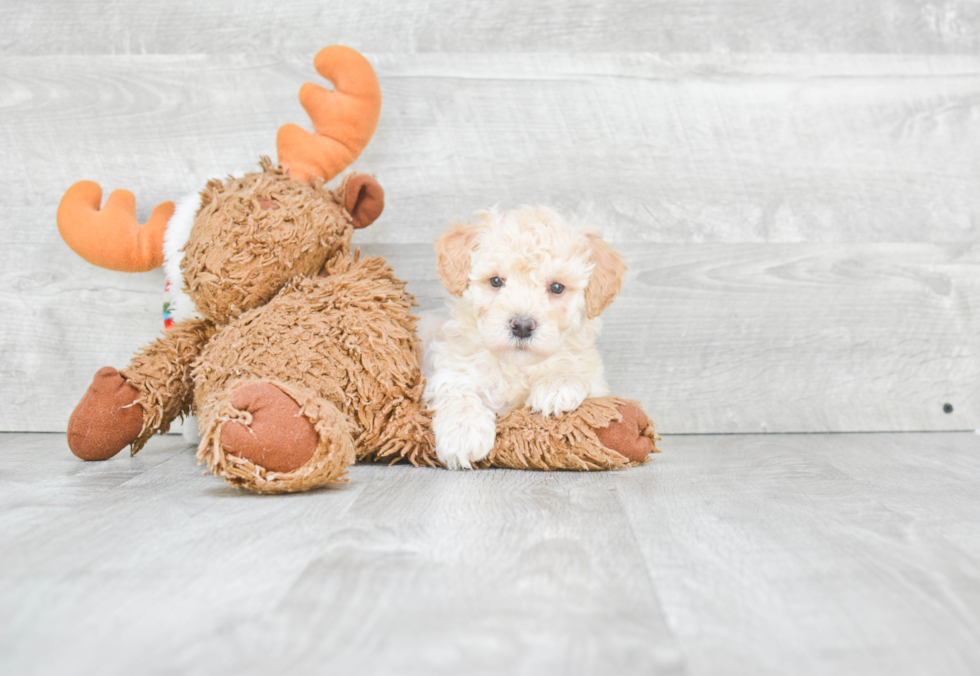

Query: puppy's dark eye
left=489, top=277, right=504, bottom=288
left=549, top=282, right=565, bottom=295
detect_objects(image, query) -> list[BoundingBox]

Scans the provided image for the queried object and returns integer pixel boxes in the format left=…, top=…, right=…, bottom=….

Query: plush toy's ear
left=584, top=232, right=626, bottom=319
left=344, top=174, right=384, bottom=228
left=435, top=220, right=484, bottom=296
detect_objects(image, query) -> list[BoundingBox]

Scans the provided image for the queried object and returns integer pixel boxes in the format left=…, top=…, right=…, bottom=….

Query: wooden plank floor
left=2, top=431, right=979, bottom=675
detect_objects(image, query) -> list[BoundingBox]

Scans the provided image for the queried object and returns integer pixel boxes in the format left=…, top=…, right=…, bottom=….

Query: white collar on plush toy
left=162, top=190, right=203, bottom=325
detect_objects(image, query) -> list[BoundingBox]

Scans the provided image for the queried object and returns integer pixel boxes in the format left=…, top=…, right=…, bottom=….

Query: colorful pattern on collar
left=163, top=279, right=175, bottom=330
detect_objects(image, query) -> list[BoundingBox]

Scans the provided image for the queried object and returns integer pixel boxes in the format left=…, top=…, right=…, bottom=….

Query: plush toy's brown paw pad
left=595, top=403, right=655, bottom=462
left=221, top=383, right=318, bottom=473
left=67, top=366, right=143, bottom=461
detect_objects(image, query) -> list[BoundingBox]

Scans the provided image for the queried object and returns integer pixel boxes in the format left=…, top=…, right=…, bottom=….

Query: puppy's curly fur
left=425, top=206, right=626, bottom=470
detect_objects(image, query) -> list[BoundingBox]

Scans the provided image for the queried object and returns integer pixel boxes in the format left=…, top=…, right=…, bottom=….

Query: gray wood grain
left=3, top=430, right=980, bottom=675
left=0, top=433, right=683, bottom=676
left=396, top=242, right=980, bottom=434
left=3, top=54, right=978, bottom=245
left=6, top=242, right=975, bottom=434
left=615, top=432, right=980, bottom=675
left=2, top=54, right=977, bottom=433
left=4, top=0, right=978, bottom=55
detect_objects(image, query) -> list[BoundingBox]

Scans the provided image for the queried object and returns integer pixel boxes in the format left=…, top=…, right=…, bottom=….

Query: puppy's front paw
left=433, top=406, right=497, bottom=470
left=527, top=379, right=590, bottom=417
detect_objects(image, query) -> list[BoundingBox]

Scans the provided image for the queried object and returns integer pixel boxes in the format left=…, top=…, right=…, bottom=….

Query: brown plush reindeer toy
left=59, top=46, right=658, bottom=493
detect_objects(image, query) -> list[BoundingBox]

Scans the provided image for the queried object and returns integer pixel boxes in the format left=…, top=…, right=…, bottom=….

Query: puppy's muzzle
left=509, top=316, right=536, bottom=339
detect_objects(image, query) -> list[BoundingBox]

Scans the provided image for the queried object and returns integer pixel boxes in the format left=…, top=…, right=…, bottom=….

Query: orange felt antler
left=277, top=45, right=382, bottom=183
left=57, top=181, right=173, bottom=272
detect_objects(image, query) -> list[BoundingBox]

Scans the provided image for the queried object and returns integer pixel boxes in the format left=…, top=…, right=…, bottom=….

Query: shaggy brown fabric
left=181, top=159, right=354, bottom=325
left=59, top=45, right=662, bottom=491
left=121, top=318, right=216, bottom=454
left=192, top=251, right=436, bottom=480
left=197, top=379, right=357, bottom=494
left=67, top=367, right=143, bottom=460
left=67, top=161, right=659, bottom=493
left=482, top=397, right=660, bottom=470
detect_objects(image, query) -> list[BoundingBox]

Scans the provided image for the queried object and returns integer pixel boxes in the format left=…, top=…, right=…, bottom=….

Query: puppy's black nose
left=510, top=316, right=536, bottom=339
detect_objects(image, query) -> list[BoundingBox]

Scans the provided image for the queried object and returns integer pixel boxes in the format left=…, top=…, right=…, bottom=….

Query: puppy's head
left=435, top=207, right=625, bottom=364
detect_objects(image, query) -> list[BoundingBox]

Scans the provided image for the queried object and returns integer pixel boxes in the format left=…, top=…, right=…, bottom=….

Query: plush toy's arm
left=121, top=317, right=216, bottom=452
left=67, top=317, right=216, bottom=460
left=481, top=397, right=660, bottom=470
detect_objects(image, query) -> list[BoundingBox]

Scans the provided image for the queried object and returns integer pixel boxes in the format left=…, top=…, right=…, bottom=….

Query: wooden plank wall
left=1, top=2, right=978, bottom=434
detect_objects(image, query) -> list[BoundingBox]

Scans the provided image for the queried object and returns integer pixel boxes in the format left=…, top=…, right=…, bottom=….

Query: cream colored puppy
left=424, top=206, right=626, bottom=470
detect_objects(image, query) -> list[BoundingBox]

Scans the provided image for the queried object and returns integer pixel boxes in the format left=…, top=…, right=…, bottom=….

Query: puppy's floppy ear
left=585, top=233, right=626, bottom=319
left=435, top=220, right=483, bottom=296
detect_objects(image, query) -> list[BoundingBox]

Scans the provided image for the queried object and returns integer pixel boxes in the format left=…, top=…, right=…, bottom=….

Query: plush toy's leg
left=196, top=380, right=356, bottom=494
left=594, top=401, right=657, bottom=462
left=218, top=383, right=319, bottom=472
left=482, top=397, right=660, bottom=471
left=67, top=367, right=143, bottom=460
left=357, top=388, right=438, bottom=467
left=66, top=318, right=214, bottom=460
left=122, top=318, right=215, bottom=453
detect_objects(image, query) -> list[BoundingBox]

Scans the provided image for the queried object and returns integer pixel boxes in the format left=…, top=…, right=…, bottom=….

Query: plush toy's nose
left=509, top=316, right=536, bottom=339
